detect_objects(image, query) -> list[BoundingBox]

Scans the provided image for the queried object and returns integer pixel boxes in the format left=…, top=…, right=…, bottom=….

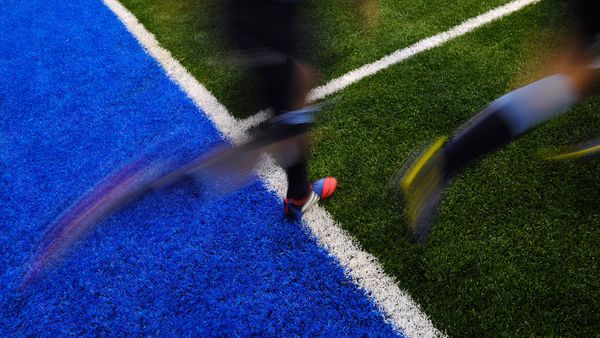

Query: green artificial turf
left=118, top=0, right=510, bottom=117
left=117, top=0, right=600, bottom=336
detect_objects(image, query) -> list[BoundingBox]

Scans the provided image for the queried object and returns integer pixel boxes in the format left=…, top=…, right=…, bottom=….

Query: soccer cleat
left=545, top=137, right=600, bottom=160
left=391, top=137, right=448, bottom=243
left=284, top=177, right=337, bottom=219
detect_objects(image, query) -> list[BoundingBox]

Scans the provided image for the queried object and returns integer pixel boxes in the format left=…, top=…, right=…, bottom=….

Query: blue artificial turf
left=0, top=1, right=399, bottom=336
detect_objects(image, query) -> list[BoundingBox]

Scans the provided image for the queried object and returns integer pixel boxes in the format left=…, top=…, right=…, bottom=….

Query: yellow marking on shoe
left=405, top=168, right=440, bottom=226
left=546, top=144, right=600, bottom=160
left=401, top=136, right=447, bottom=190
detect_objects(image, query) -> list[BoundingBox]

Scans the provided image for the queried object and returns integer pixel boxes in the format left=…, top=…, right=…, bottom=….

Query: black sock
left=443, top=106, right=514, bottom=176
left=286, top=159, right=310, bottom=201
left=443, top=74, right=580, bottom=176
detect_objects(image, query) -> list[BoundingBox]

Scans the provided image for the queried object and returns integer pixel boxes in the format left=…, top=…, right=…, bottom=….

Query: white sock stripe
left=300, top=192, right=320, bottom=212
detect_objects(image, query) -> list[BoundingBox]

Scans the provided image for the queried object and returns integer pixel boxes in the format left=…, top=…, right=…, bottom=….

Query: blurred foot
left=284, top=177, right=337, bottom=219
left=391, top=137, right=448, bottom=243
left=545, top=137, right=600, bottom=160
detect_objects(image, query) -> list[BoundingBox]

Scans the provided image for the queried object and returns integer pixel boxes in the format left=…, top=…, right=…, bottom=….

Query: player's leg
left=397, top=73, right=585, bottom=241
left=444, top=74, right=581, bottom=174
left=226, top=0, right=336, bottom=218
left=443, top=0, right=598, bottom=171
left=266, top=57, right=337, bottom=219
left=396, top=0, right=600, bottom=242
left=547, top=0, right=600, bottom=160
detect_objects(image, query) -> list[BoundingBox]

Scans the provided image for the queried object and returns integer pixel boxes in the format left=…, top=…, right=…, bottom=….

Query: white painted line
left=236, top=109, right=271, bottom=133
left=257, top=157, right=444, bottom=337
left=243, top=0, right=541, bottom=127
left=303, top=207, right=439, bottom=337
left=309, top=0, right=541, bottom=101
left=102, top=0, right=246, bottom=143
left=102, top=0, right=539, bottom=336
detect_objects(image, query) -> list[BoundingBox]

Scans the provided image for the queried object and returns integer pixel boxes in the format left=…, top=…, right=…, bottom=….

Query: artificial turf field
left=0, top=1, right=400, bottom=336
left=116, top=0, right=600, bottom=336
left=1, top=0, right=599, bottom=336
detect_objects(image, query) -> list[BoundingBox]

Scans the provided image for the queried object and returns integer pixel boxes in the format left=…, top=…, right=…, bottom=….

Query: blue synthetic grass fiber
left=0, top=0, right=399, bottom=336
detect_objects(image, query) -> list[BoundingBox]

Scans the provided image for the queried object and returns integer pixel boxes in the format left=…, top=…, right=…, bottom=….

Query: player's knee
left=494, top=74, right=580, bottom=136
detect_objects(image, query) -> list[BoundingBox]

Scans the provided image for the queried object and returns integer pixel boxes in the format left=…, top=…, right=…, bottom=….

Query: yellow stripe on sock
left=401, top=136, right=448, bottom=190
left=546, top=144, right=600, bottom=160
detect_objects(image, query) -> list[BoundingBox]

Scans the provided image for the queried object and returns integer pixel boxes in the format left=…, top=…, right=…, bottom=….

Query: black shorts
left=226, top=0, right=307, bottom=113
left=227, top=0, right=301, bottom=68
left=573, top=0, right=600, bottom=49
